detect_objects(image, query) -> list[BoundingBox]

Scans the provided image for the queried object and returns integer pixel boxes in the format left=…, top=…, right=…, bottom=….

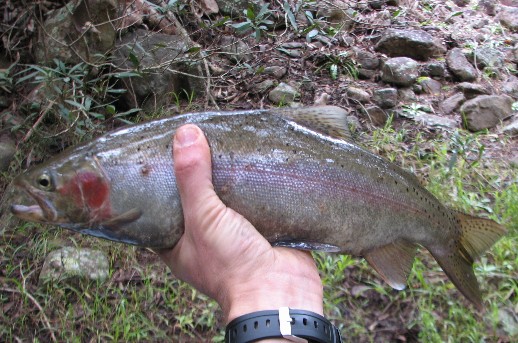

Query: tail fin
left=430, top=211, right=506, bottom=309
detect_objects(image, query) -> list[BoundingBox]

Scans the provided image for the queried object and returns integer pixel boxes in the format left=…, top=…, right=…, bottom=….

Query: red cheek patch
left=59, top=171, right=111, bottom=221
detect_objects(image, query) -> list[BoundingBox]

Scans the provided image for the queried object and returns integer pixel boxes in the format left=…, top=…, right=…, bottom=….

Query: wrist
left=222, top=270, right=324, bottom=324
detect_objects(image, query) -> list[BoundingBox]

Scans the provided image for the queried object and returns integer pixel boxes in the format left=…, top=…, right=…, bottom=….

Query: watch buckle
left=279, top=307, right=308, bottom=343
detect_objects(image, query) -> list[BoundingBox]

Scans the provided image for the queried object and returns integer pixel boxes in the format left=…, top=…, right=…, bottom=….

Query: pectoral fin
left=364, top=241, right=417, bottom=290
left=272, top=240, right=341, bottom=252
left=101, top=208, right=142, bottom=230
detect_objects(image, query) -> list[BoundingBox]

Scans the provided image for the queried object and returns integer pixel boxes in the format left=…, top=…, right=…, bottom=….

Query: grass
left=1, top=119, right=516, bottom=342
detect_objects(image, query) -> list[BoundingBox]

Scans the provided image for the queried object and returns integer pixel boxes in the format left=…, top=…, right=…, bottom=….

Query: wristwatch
left=225, top=307, right=343, bottom=343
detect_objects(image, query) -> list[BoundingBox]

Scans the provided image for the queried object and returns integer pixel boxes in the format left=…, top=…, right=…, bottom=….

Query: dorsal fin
left=272, top=106, right=353, bottom=141
left=364, top=240, right=417, bottom=290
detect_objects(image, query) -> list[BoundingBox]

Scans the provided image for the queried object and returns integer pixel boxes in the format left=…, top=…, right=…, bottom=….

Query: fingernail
left=175, top=125, right=199, bottom=148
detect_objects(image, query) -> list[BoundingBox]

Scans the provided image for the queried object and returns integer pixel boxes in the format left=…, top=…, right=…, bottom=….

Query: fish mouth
left=11, top=178, right=59, bottom=223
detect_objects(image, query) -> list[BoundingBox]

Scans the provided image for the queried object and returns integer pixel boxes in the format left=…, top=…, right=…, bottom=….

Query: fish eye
left=36, top=174, right=53, bottom=190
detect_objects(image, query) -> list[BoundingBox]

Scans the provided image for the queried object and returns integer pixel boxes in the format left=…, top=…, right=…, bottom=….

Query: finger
left=173, top=124, right=223, bottom=224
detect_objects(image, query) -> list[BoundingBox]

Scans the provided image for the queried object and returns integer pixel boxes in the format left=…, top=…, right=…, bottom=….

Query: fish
left=10, top=105, right=506, bottom=308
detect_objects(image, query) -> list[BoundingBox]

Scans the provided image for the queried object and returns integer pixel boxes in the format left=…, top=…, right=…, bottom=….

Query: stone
left=216, top=0, right=266, bottom=17
left=0, top=136, right=16, bottom=172
left=502, top=119, right=518, bottom=136
left=455, top=82, right=491, bottom=99
left=398, top=88, right=417, bottom=102
left=363, top=106, right=388, bottom=126
left=441, top=93, right=465, bottom=114
left=221, top=36, right=252, bottom=62
left=373, top=88, right=398, bottom=108
left=317, top=2, right=356, bottom=30
left=368, top=0, right=385, bottom=9
left=419, top=77, right=442, bottom=96
left=35, top=0, right=117, bottom=64
left=39, top=247, right=109, bottom=284
left=114, top=29, right=206, bottom=111
left=479, top=0, right=496, bottom=16
left=460, top=95, right=514, bottom=131
left=346, top=87, right=371, bottom=103
left=381, top=57, right=419, bottom=86
left=358, top=69, right=376, bottom=80
left=268, top=82, right=299, bottom=104
left=421, top=62, right=446, bottom=78
left=414, top=113, right=457, bottom=128
left=498, top=6, right=518, bottom=31
left=471, top=46, right=505, bottom=69
left=446, top=48, right=478, bottom=81
left=263, top=66, right=287, bottom=79
left=354, top=49, right=380, bottom=70
left=375, top=29, right=444, bottom=61
left=503, top=81, right=518, bottom=99
left=252, top=79, right=275, bottom=93
left=452, top=0, right=469, bottom=6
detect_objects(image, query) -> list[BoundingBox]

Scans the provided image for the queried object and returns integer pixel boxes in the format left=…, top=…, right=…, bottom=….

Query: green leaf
left=231, top=22, right=251, bottom=31
left=106, top=105, right=116, bottom=115
left=283, top=1, right=298, bottom=31
left=128, top=52, right=140, bottom=68
left=115, top=108, right=141, bottom=117
left=64, top=99, right=85, bottom=110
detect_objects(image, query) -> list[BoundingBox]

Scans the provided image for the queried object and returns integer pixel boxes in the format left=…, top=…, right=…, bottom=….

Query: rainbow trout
left=11, top=106, right=505, bottom=308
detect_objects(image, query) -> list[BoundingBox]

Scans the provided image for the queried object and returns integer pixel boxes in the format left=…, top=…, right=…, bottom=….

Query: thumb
left=173, top=124, right=224, bottom=229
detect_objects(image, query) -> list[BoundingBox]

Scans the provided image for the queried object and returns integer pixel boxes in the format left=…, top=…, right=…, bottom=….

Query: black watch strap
left=225, top=308, right=342, bottom=343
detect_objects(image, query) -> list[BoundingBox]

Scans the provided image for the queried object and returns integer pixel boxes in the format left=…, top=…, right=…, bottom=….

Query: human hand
left=158, top=124, right=324, bottom=323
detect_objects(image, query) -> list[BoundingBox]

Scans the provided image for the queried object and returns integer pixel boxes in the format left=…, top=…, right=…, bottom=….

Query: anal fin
left=364, top=241, right=417, bottom=290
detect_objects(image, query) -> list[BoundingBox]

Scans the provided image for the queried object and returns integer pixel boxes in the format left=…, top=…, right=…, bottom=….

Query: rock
left=479, top=0, right=496, bottom=16
left=362, top=106, right=388, bottom=126
left=498, top=6, right=518, bottom=31
left=268, top=82, right=299, bottom=104
left=421, top=62, right=446, bottom=78
left=460, top=95, right=514, bottom=131
left=368, top=0, right=385, bottom=9
left=398, top=88, right=417, bottom=102
left=358, top=69, right=376, bottom=80
left=441, top=93, right=465, bottom=114
left=373, top=88, right=398, bottom=108
left=35, top=0, right=117, bottom=64
left=0, top=136, right=16, bottom=172
left=216, top=0, right=266, bottom=17
left=317, top=2, right=356, bottom=30
left=502, top=119, right=518, bottom=136
left=419, top=77, right=442, bottom=96
left=471, top=45, right=505, bottom=69
left=114, top=29, right=206, bottom=111
left=414, top=113, right=457, bottom=128
left=446, top=48, right=478, bottom=82
left=263, top=66, right=287, bottom=78
left=252, top=79, right=275, bottom=93
left=455, top=82, right=491, bottom=99
left=503, top=81, right=518, bottom=99
left=346, top=87, right=371, bottom=102
left=452, top=0, right=469, bottom=6
left=375, top=29, right=444, bottom=60
left=354, top=49, right=380, bottom=70
left=501, top=0, right=518, bottom=7
left=221, top=36, right=252, bottom=62
left=39, top=247, right=109, bottom=284
left=381, top=57, right=419, bottom=87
